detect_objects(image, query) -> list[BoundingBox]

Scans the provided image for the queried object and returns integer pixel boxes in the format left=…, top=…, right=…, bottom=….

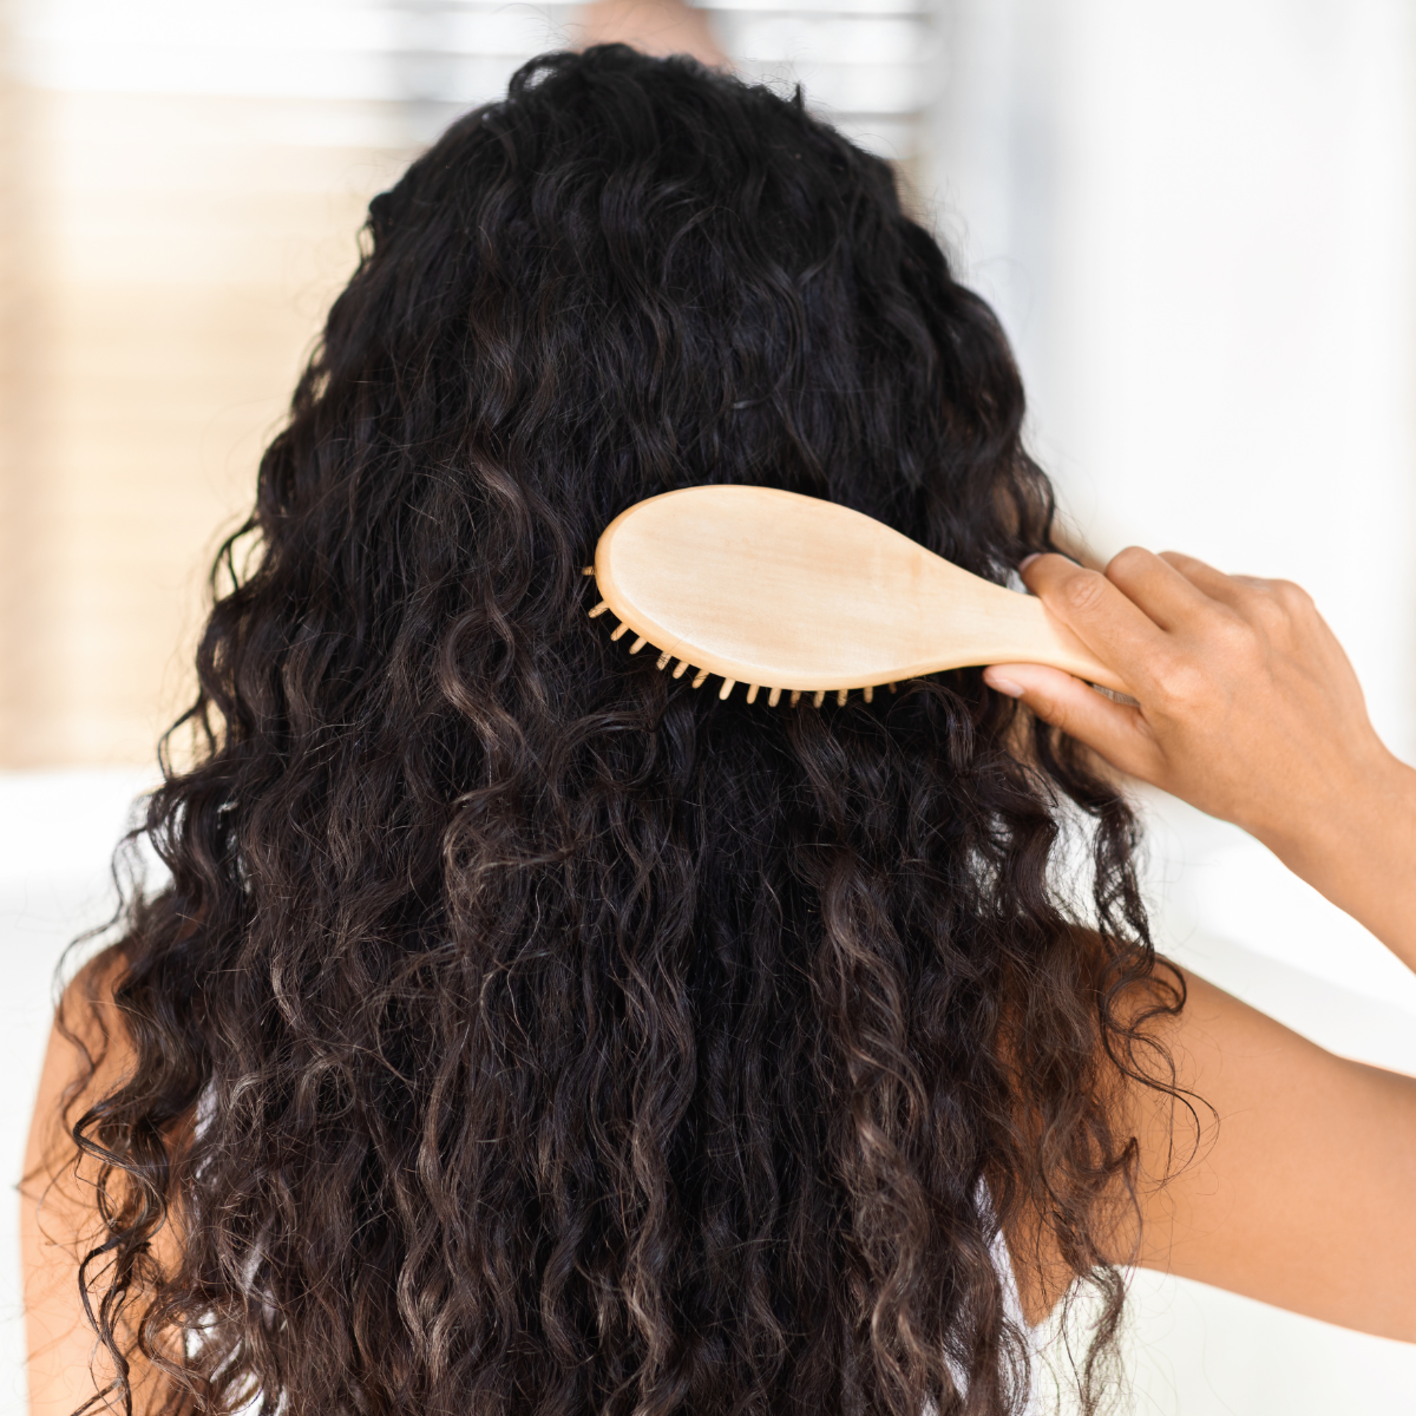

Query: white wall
left=928, top=2, right=1416, bottom=1411
left=934, top=0, right=1416, bottom=752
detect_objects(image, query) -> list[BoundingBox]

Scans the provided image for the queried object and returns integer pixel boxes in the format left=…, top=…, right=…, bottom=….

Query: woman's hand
left=983, top=547, right=1416, bottom=971
left=984, top=548, right=1389, bottom=840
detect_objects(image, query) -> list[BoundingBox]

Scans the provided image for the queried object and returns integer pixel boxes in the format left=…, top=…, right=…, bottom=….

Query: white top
left=991, top=1224, right=1042, bottom=1414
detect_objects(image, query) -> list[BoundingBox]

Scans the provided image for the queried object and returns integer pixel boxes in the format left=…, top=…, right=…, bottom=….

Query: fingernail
left=985, top=673, right=1025, bottom=698
left=1018, top=554, right=1041, bottom=572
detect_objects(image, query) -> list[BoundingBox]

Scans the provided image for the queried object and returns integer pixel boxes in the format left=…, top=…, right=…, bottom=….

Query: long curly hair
left=63, top=45, right=1181, bottom=1416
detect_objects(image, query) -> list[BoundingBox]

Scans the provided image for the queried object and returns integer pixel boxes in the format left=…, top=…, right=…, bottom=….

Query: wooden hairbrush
left=586, top=485, right=1126, bottom=706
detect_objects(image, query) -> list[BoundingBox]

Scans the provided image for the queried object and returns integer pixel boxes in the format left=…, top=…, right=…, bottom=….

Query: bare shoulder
left=22, top=944, right=178, bottom=1416
left=23, top=943, right=136, bottom=1195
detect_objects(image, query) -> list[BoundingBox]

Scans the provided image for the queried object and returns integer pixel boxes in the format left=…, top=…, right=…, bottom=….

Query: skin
left=22, top=546, right=1416, bottom=1409
left=573, top=0, right=727, bottom=67
left=22, top=954, right=184, bottom=1416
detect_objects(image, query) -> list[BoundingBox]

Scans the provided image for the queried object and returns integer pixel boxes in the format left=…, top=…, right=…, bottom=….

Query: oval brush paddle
left=587, top=484, right=1126, bottom=705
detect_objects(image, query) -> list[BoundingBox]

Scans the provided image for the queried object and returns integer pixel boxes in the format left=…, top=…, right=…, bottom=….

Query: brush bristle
left=592, top=606, right=899, bottom=709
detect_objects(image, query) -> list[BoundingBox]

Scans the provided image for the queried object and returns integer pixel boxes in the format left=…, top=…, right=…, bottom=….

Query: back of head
left=85, top=45, right=1169, bottom=1416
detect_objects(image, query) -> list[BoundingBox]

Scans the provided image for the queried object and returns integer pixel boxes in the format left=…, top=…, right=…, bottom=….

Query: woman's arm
left=985, top=548, right=1416, bottom=1339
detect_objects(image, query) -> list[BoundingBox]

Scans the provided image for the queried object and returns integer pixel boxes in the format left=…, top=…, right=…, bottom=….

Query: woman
left=22, top=45, right=1416, bottom=1416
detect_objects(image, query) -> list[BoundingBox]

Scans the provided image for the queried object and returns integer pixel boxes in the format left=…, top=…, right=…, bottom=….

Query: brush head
left=587, top=485, right=1123, bottom=702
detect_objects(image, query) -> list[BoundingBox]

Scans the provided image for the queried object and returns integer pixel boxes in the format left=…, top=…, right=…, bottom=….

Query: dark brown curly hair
left=63, top=45, right=1181, bottom=1416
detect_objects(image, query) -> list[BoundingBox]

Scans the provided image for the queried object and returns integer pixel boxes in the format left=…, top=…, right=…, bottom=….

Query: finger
left=1157, top=550, right=1250, bottom=607
left=983, top=664, right=1164, bottom=783
left=1019, top=554, right=1172, bottom=696
left=1158, top=552, right=1306, bottom=634
left=1104, top=546, right=1216, bottom=632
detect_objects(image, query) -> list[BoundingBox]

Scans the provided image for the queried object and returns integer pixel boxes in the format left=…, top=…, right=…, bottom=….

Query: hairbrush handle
left=590, top=486, right=1130, bottom=702
left=913, top=571, right=1129, bottom=694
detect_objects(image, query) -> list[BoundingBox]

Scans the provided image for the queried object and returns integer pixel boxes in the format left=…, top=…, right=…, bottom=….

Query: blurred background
left=2, top=0, right=1415, bottom=1411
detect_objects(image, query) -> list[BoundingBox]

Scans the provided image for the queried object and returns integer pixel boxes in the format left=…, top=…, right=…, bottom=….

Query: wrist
left=1254, top=749, right=1416, bottom=956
